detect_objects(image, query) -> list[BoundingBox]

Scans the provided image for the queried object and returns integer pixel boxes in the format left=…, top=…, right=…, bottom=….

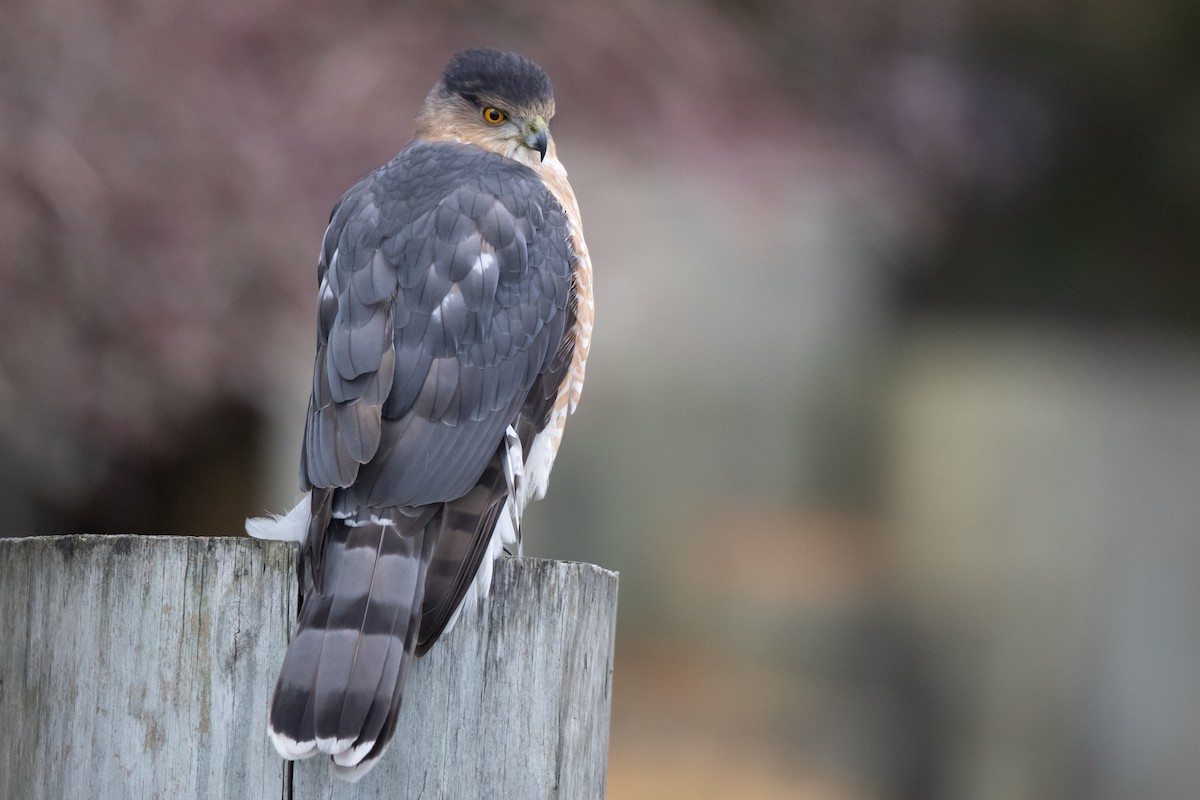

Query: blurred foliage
left=0, top=0, right=795, bottom=526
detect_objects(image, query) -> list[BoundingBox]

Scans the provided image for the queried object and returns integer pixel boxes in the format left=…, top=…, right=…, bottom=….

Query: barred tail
left=267, top=506, right=437, bottom=782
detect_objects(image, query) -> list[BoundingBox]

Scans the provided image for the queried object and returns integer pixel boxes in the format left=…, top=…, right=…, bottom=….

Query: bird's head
left=414, top=48, right=557, bottom=168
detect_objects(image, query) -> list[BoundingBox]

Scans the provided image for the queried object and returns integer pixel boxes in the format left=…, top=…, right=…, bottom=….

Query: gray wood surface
left=0, top=536, right=617, bottom=800
left=293, top=557, right=618, bottom=800
left=0, top=535, right=296, bottom=800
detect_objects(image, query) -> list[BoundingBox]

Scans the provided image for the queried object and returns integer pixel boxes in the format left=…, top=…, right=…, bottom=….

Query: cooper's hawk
left=246, top=48, right=592, bottom=781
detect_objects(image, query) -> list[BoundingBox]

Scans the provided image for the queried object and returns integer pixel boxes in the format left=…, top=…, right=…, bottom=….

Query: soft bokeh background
left=4, top=1, right=1199, bottom=797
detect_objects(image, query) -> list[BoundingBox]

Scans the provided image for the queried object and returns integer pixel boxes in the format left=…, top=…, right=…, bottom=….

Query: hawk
left=246, top=48, right=592, bottom=782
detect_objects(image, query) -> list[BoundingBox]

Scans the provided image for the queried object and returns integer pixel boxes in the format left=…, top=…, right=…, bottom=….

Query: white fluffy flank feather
left=244, top=493, right=311, bottom=543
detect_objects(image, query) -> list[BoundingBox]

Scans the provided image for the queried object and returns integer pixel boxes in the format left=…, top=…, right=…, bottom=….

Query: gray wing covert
left=300, top=188, right=395, bottom=492
left=300, top=141, right=572, bottom=510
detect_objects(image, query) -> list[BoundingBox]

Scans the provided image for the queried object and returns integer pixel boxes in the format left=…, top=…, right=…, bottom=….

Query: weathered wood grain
left=0, top=538, right=617, bottom=800
left=293, top=557, right=619, bottom=800
left=0, top=535, right=296, bottom=800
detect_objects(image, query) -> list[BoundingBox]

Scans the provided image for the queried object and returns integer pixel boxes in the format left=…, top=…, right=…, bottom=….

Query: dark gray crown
left=440, top=48, right=553, bottom=108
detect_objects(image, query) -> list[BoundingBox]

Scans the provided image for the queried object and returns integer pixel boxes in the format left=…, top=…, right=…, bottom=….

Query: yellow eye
left=482, top=107, right=507, bottom=125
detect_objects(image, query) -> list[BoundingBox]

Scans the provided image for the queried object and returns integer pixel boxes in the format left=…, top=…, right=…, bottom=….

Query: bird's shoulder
left=317, top=141, right=568, bottom=284
left=361, top=140, right=558, bottom=219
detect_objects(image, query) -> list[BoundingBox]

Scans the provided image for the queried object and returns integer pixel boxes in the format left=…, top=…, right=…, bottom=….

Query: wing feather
left=299, top=141, right=571, bottom=506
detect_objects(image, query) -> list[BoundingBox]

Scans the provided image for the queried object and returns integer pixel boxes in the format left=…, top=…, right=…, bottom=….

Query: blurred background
left=4, top=0, right=1200, bottom=797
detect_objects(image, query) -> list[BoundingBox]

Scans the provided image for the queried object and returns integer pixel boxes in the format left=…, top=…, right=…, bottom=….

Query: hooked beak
left=524, top=116, right=549, bottom=162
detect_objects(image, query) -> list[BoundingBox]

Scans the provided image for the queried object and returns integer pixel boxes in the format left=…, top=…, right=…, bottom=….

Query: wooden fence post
left=0, top=535, right=618, bottom=800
